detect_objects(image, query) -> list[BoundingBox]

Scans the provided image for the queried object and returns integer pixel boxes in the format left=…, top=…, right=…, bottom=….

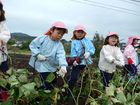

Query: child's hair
left=104, top=35, right=120, bottom=46
left=51, top=27, right=67, bottom=34
left=0, top=2, right=5, bottom=22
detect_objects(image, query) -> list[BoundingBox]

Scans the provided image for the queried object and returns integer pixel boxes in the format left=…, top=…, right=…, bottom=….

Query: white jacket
left=0, top=21, right=11, bottom=63
left=98, top=45, right=124, bottom=73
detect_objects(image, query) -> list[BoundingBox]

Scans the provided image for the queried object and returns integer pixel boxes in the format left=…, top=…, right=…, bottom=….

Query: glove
left=127, top=58, right=133, bottom=64
left=58, top=66, right=67, bottom=77
left=84, top=52, right=90, bottom=59
left=73, top=61, right=78, bottom=66
left=37, top=54, right=46, bottom=61
left=114, top=60, right=124, bottom=67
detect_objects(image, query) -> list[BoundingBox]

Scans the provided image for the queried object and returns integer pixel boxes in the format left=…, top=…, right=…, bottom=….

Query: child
left=0, top=1, right=11, bottom=102
left=98, top=32, right=124, bottom=87
left=0, top=2, right=10, bottom=74
left=123, top=35, right=140, bottom=77
left=29, top=21, right=68, bottom=90
left=68, top=24, right=95, bottom=90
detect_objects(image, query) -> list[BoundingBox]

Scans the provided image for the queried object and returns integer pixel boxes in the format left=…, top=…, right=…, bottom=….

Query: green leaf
left=9, top=88, right=15, bottom=96
left=18, top=74, right=28, bottom=83
left=9, top=87, right=20, bottom=100
left=34, top=77, right=41, bottom=88
left=6, top=69, right=16, bottom=75
left=7, top=75, right=19, bottom=87
left=134, top=93, right=140, bottom=105
left=54, top=88, right=59, bottom=93
left=127, top=93, right=132, bottom=102
left=116, top=88, right=127, bottom=103
left=19, top=82, right=36, bottom=97
left=44, top=90, right=51, bottom=93
left=63, top=83, right=69, bottom=88
left=6, top=69, right=13, bottom=75
left=111, top=98, right=121, bottom=104
left=106, top=85, right=115, bottom=96
left=46, top=73, right=55, bottom=83
left=88, top=96, right=98, bottom=105
left=16, top=69, right=28, bottom=74
left=90, top=102, right=98, bottom=105
left=0, top=76, right=7, bottom=88
left=1, top=99, right=12, bottom=105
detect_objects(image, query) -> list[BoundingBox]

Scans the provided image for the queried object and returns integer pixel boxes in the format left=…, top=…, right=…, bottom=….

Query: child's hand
left=73, top=61, right=78, bottom=66
left=114, top=60, right=124, bottom=67
left=84, top=52, right=90, bottom=59
left=58, top=66, right=67, bottom=77
left=37, top=54, right=46, bottom=61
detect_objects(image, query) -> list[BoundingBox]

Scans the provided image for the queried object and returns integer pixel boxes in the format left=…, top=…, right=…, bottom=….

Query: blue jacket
left=29, top=35, right=68, bottom=72
left=71, top=37, right=95, bottom=65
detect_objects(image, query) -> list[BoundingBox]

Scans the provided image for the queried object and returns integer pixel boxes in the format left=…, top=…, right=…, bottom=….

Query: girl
left=98, top=32, right=124, bottom=87
left=123, top=35, right=140, bottom=77
left=68, top=24, right=95, bottom=90
left=0, top=2, right=10, bottom=74
left=0, top=1, right=11, bottom=102
left=29, top=21, right=68, bottom=90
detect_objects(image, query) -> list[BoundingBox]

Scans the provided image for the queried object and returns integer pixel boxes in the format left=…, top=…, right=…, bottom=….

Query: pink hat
left=74, top=24, right=86, bottom=32
left=71, top=24, right=86, bottom=40
left=44, top=21, right=68, bottom=35
left=126, top=35, right=140, bottom=46
left=107, top=32, right=118, bottom=37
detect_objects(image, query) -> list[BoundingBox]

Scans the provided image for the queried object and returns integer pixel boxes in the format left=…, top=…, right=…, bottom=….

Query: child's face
left=108, top=35, right=118, bottom=46
left=133, top=39, right=138, bottom=45
left=74, top=30, right=86, bottom=39
left=50, top=28, right=65, bottom=41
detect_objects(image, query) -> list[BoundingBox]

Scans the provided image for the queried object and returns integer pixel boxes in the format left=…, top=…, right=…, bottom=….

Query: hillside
left=11, top=32, right=36, bottom=41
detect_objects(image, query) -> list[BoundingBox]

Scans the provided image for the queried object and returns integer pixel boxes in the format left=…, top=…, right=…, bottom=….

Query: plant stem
left=85, top=66, right=92, bottom=105
left=61, top=77, right=77, bottom=105
left=132, top=82, right=137, bottom=97
left=124, top=76, right=133, bottom=90
left=76, top=69, right=86, bottom=105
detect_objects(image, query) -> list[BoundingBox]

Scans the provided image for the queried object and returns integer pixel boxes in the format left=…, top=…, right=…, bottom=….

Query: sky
left=2, top=0, right=140, bottom=42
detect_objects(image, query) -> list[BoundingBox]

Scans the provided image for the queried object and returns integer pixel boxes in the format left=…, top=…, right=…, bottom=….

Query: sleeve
left=102, top=46, right=115, bottom=63
left=115, top=48, right=125, bottom=66
left=56, top=43, right=68, bottom=67
left=0, top=22, right=11, bottom=43
left=85, top=40, right=95, bottom=55
left=29, top=35, right=46, bottom=56
left=70, top=41, right=77, bottom=57
left=123, top=45, right=134, bottom=58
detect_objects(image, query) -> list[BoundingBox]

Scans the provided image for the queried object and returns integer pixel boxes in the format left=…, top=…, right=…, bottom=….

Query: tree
left=93, top=32, right=104, bottom=59
left=7, top=40, right=16, bottom=45
left=19, top=41, right=31, bottom=50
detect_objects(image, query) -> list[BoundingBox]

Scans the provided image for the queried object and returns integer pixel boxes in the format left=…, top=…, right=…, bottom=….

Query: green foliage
left=0, top=68, right=62, bottom=105
left=1, top=99, right=13, bottom=105
left=70, top=66, right=140, bottom=105
left=61, top=39, right=71, bottom=54
left=93, top=32, right=104, bottom=58
left=0, top=61, right=140, bottom=105
left=7, top=40, right=16, bottom=45
left=46, top=72, right=55, bottom=83
left=19, top=41, right=31, bottom=50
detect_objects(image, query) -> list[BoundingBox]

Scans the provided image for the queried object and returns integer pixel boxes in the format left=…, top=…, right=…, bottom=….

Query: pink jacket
left=123, top=45, right=137, bottom=65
